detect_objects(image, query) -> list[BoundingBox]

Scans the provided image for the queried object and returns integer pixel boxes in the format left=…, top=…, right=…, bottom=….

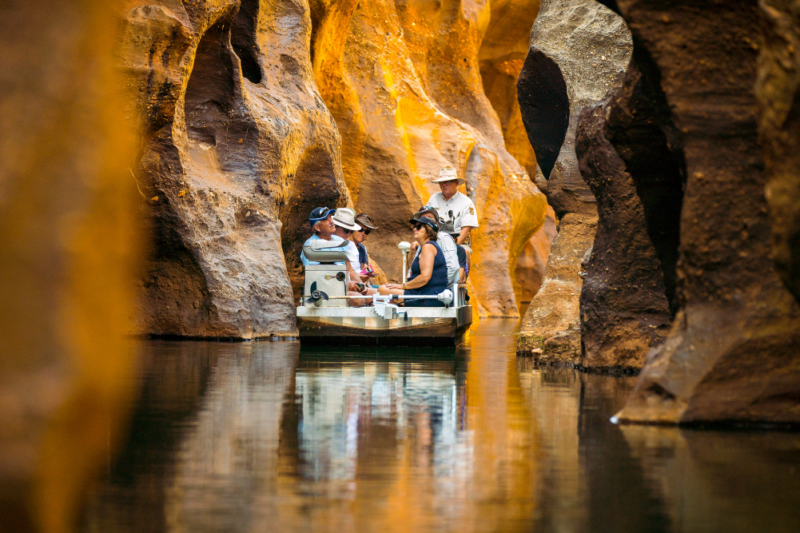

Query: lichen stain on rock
left=310, top=0, right=549, bottom=317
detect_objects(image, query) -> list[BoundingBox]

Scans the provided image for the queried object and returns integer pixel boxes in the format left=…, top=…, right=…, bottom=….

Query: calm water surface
left=83, top=320, right=800, bottom=533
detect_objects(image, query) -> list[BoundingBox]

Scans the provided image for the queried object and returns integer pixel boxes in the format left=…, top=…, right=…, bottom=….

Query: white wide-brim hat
left=430, top=166, right=465, bottom=185
left=332, top=207, right=362, bottom=231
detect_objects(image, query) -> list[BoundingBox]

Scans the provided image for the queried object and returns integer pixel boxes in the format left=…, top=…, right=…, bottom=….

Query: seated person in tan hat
left=352, top=213, right=378, bottom=279
left=426, top=166, right=479, bottom=246
left=331, top=208, right=378, bottom=305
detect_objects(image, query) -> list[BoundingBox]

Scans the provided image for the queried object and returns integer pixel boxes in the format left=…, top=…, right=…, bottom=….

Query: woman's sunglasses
left=356, top=228, right=371, bottom=235
left=413, top=224, right=424, bottom=231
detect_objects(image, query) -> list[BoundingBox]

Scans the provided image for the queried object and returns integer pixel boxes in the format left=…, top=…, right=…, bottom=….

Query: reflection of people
left=379, top=217, right=448, bottom=307
left=353, top=213, right=378, bottom=274
left=301, top=207, right=372, bottom=306
left=426, top=166, right=479, bottom=245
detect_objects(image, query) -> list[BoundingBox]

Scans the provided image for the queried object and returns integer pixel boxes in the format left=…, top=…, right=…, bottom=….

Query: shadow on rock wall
left=609, top=0, right=800, bottom=425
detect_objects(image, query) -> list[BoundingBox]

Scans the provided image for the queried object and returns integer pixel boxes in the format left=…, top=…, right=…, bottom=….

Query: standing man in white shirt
left=426, top=166, right=479, bottom=246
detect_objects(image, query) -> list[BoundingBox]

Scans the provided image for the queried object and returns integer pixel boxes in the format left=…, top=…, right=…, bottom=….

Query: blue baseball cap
left=309, top=207, right=335, bottom=226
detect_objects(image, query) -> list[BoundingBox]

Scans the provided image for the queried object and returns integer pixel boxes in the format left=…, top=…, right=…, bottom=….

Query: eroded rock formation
left=479, top=0, right=542, bottom=180
left=517, top=0, right=632, bottom=358
left=575, top=43, right=684, bottom=370
left=759, top=0, right=800, bottom=304
left=612, top=0, right=800, bottom=425
left=0, top=1, right=142, bottom=531
left=122, top=0, right=349, bottom=339
left=310, top=0, right=548, bottom=317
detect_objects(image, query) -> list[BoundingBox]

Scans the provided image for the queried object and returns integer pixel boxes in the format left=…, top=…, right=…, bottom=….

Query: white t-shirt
left=340, top=240, right=360, bottom=268
left=426, top=191, right=479, bottom=233
left=411, top=233, right=460, bottom=286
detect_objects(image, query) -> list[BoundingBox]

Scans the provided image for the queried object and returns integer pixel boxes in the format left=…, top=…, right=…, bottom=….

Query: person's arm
left=456, top=226, right=473, bottom=245
left=346, top=261, right=367, bottom=292
left=403, top=243, right=435, bottom=289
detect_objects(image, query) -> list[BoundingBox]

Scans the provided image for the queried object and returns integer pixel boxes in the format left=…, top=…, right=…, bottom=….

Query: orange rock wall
left=121, top=0, right=349, bottom=338
left=0, top=1, right=142, bottom=531
left=480, top=0, right=541, bottom=180
left=311, top=0, right=548, bottom=317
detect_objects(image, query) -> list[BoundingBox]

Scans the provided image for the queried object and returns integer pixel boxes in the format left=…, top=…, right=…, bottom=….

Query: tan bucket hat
left=355, top=213, right=378, bottom=231
left=430, top=166, right=465, bottom=185
left=332, top=207, right=361, bottom=231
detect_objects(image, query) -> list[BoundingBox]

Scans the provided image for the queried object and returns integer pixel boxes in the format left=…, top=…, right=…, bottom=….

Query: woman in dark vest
left=379, top=216, right=448, bottom=307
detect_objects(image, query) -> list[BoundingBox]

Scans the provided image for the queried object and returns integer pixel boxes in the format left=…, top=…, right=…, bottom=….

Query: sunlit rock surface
left=479, top=0, right=542, bottom=181
left=613, top=0, right=800, bottom=425
left=122, top=0, right=349, bottom=338
left=575, top=48, right=684, bottom=370
left=517, top=0, right=632, bottom=358
left=0, top=1, right=141, bottom=531
left=515, top=207, right=557, bottom=308
left=310, top=0, right=548, bottom=317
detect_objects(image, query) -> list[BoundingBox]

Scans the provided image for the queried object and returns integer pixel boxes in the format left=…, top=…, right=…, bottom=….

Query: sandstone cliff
left=517, top=0, right=632, bottom=359
left=120, top=0, right=549, bottom=335
left=121, top=0, right=349, bottom=339
left=311, top=0, right=548, bottom=318
left=597, top=0, right=800, bottom=424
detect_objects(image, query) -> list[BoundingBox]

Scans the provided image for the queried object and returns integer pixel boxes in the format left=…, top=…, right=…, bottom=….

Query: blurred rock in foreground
left=0, top=0, right=141, bottom=531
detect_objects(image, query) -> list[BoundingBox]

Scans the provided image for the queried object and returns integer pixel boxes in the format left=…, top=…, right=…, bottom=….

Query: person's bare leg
left=348, top=290, right=367, bottom=307
left=378, top=285, right=405, bottom=303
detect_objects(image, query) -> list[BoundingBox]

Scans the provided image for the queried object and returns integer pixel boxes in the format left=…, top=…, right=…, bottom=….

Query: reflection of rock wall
left=611, top=0, right=800, bottom=425
left=122, top=0, right=349, bottom=338
left=0, top=1, right=142, bottom=531
left=310, top=0, right=548, bottom=317
left=517, top=0, right=632, bottom=357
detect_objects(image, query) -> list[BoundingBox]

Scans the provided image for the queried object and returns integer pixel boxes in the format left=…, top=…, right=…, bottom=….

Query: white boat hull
left=297, top=305, right=473, bottom=346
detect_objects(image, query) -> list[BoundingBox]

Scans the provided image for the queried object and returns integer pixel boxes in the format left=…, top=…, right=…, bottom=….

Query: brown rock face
left=517, top=0, right=633, bottom=358
left=122, top=0, right=349, bottom=338
left=613, top=0, right=800, bottom=425
left=0, top=1, right=141, bottom=531
left=758, top=0, right=800, bottom=304
left=310, top=0, right=548, bottom=317
left=518, top=213, right=598, bottom=359
left=575, top=45, right=685, bottom=370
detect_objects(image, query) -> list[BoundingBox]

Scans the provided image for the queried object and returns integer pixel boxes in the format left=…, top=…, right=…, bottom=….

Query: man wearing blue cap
left=300, top=207, right=371, bottom=305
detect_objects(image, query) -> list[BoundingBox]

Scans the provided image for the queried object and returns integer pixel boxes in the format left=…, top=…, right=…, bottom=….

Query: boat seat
left=303, top=240, right=350, bottom=263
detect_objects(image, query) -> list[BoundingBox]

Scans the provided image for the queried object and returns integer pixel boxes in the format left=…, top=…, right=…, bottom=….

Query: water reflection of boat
left=297, top=242, right=472, bottom=347
left=292, top=351, right=467, bottom=484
